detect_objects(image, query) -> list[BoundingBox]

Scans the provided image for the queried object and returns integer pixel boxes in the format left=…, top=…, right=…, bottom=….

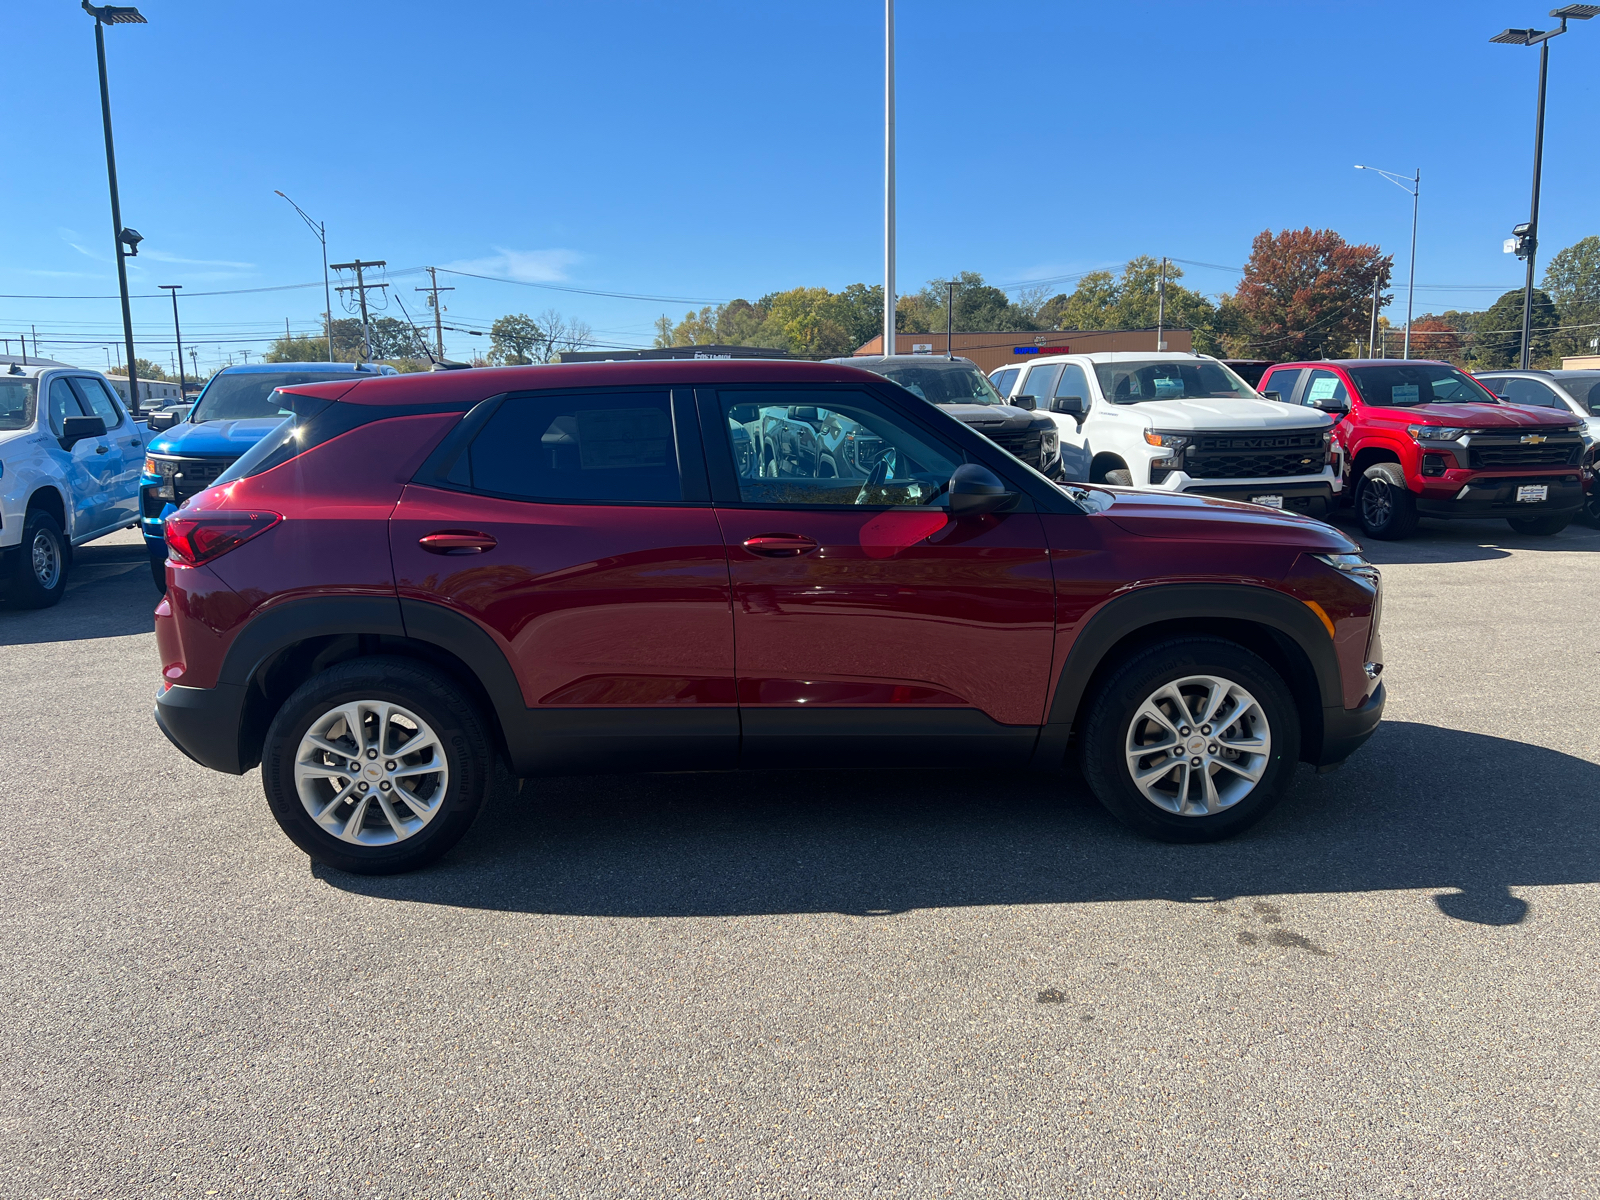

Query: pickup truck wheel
left=1356, top=463, right=1419, bottom=539
left=261, top=656, right=493, bottom=874
left=1080, top=637, right=1301, bottom=843
left=148, top=549, right=167, bottom=592
left=1103, top=468, right=1133, bottom=486
left=8, top=510, right=69, bottom=609
left=1506, top=513, right=1571, bottom=536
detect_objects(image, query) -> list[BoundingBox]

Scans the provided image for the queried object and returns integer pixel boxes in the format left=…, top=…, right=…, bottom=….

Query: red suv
left=152, top=361, right=1385, bottom=872
left=1259, top=359, right=1588, bottom=539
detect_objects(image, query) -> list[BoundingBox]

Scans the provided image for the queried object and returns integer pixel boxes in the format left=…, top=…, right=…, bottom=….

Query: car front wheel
left=261, top=656, right=494, bottom=874
left=1079, top=637, right=1302, bottom=843
left=1356, top=463, right=1419, bottom=539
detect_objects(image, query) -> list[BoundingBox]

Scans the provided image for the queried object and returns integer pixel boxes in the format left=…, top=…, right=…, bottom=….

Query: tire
left=1356, top=462, right=1419, bottom=540
left=149, top=549, right=167, bottom=592
left=1103, top=468, right=1134, bottom=486
left=1506, top=513, right=1571, bottom=536
left=1079, top=637, right=1302, bottom=843
left=7, top=510, right=69, bottom=609
left=261, top=656, right=494, bottom=874
left=1583, top=492, right=1600, bottom=529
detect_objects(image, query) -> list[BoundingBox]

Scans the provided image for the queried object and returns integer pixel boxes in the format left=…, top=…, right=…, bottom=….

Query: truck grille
left=150, top=456, right=234, bottom=503
left=985, top=428, right=1045, bottom=469
left=1185, top=430, right=1327, bottom=479
left=1466, top=435, right=1582, bottom=469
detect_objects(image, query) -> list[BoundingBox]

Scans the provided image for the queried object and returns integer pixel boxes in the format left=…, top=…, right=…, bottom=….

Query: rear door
left=702, top=385, right=1055, bottom=767
left=389, top=387, right=737, bottom=773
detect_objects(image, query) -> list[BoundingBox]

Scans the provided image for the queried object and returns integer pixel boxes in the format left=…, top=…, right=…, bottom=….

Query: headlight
left=1040, top=430, right=1059, bottom=450
left=1406, top=425, right=1466, bottom=441
left=1143, top=430, right=1189, bottom=450
left=1313, top=552, right=1380, bottom=588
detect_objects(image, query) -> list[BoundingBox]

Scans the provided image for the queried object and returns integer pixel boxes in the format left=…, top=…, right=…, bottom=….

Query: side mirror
left=1312, top=396, right=1350, bottom=414
left=1262, top=390, right=1283, bottom=403
left=60, top=414, right=107, bottom=449
left=947, top=463, right=1017, bottom=517
left=1050, top=394, right=1086, bottom=416
left=1010, top=394, right=1037, bottom=411
left=146, top=410, right=180, bottom=431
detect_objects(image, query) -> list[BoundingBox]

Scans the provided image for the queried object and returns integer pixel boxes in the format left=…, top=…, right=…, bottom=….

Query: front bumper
left=1415, top=474, right=1583, bottom=519
left=154, top=680, right=251, bottom=775
left=1316, top=681, right=1386, bottom=767
left=1154, top=469, right=1335, bottom=515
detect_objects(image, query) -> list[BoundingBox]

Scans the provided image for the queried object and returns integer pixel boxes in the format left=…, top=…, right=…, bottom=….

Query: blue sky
left=4, top=0, right=1597, bottom=371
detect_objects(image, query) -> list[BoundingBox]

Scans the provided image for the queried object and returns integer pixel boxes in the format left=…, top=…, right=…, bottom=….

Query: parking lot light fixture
left=1491, top=4, right=1596, bottom=368
left=83, top=1, right=146, bottom=409
left=275, top=191, right=335, bottom=362
left=1355, top=165, right=1420, bottom=359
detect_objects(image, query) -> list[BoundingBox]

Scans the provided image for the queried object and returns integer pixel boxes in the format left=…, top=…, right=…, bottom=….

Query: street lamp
left=1491, top=4, right=1598, bottom=369
left=159, top=284, right=186, bottom=400
left=274, top=190, right=335, bottom=362
left=883, top=0, right=896, bottom=357
left=1355, top=164, right=1419, bottom=359
left=83, top=1, right=146, bottom=409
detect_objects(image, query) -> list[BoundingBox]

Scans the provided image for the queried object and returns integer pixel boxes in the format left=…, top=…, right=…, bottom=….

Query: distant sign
left=912, top=343, right=934, bottom=354
left=1014, top=344, right=1068, bottom=355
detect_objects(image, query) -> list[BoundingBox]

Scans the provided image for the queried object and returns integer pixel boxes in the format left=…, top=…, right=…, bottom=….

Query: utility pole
left=160, top=284, right=186, bottom=401
left=1369, top=275, right=1381, bottom=358
left=31, top=326, right=39, bottom=365
left=1156, top=257, right=1167, bottom=351
left=416, top=267, right=454, bottom=360
left=331, top=259, right=387, bottom=362
left=883, top=0, right=896, bottom=357
left=944, top=280, right=956, bottom=359
left=188, top=345, right=199, bottom=383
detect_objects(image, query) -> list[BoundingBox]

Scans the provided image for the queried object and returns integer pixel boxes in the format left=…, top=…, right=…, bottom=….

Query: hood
left=1376, top=401, right=1582, bottom=428
left=941, top=403, right=1043, bottom=431
left=1098, top=487, right=1358, bottom=551
left=146, top=416, right=286, bottom=458
left=1116, top=397, right=1334, bottom=431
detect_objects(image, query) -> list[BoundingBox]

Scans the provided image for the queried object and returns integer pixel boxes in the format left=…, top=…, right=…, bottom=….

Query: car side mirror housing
left=1010, top=394, right=1037, bottom=411
left=60, top=414, right=107, bottom=449
left=1312, top=396, right=1350, bottom=413
left=1262, top=390, right=1283, bottom=402
left=146, top=410, right=180, bottom=431
left=947, top=463, right=1017, bottom=517
left=1050, top=394, right=1085, bottom=416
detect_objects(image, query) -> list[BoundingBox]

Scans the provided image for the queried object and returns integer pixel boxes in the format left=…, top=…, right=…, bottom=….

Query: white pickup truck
left=993, top=351, right=1341, bottom=517
left=0, top=362, right=144, bottom=607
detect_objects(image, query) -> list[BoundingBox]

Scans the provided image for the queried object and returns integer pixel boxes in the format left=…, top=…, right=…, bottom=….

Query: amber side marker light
left=1304, top=600, right=1337, bottom=638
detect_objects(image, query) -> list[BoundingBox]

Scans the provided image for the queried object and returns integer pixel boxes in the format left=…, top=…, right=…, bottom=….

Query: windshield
left=1094, top=359, right=1255, bottom=404
left=1346, top=363, right=1497, bottom=407
left=879, top=363, right=1008, bottom=406
left=0, top=377, right=37, bottom=431
left=189, top=371, right=358, bottom=422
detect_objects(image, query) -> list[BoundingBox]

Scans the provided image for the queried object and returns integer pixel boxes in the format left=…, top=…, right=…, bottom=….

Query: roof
left=0, top=355, right=74, bottom=371
left=286, top=358, right=886, bottom=406
left=1012, top=350, right=1210, bottom=365
left=211, top=361, right=393, bottom=375
left=833, top=356, right=981, bottom=370
left=1271, top=359, right=1453, bottom=368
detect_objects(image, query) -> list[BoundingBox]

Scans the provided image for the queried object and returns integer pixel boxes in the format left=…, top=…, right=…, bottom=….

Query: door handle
left=419, top=530, right=497, bottom=555
left=742, top=534, right=818, bottom=557
left=126, top=438, right=142, bottom=447
left=95, top=445, right=110, bottom=454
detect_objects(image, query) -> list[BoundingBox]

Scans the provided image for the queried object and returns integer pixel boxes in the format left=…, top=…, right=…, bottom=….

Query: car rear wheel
left=261, top=656, right=494, bottom=874
left=1506, top=513, right=1571, bottom=536
left=1079, top=637, right=1301, bottom=843
left=1356, top=463, right=1419, bottom=539
left=7, top=510, right=69, bottom=609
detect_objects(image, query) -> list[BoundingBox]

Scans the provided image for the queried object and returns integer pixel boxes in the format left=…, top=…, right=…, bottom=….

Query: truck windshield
left=189, top=371, right=358, bottom=422
left=0, top=377, right=37, bottom=431
left=1345, top=363, right=1498, bottom=407
left=1094, top=359, right=1255, bottom=404
left=878, top=363, right=1008, bottom=406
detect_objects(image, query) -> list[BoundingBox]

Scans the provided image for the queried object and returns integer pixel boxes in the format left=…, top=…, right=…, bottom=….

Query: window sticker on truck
left=1307, top=376, right=1339, bottom=402
left=1391, top=384, right=1419, bottom=405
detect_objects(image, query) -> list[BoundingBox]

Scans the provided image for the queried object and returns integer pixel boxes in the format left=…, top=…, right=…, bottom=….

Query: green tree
left=489, top=313, right=544, bottom=364
left=1475, top=288, right=1560, bottom=369
left=264, top=333, right=335, bottom=362
left=1542, top=235, right=1600, bottom=360
left=1225, top=228, right=1392, bottom=361
left=106, top=357, right=171, bottom=380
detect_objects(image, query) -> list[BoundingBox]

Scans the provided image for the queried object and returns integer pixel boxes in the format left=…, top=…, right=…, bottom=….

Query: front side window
left=990, top=367, right=1019, bottom=397
left=190, top=371, right=360, bottom=422
left=47, top=377, right=86, bottom=438
left=719, top=389, right=960, bottom=508
left=464, top=391, right=681, bottom=504
left=70, top=377, right=124, bottom=428
left=1053, top=363, right=1091, bottom=400
left=1302, top=369, right=1349, bottom=405
left=1095, top=359, right=1255, bottom=403
left=1497, top=378, right=1561, bottom=408
left=1561, top=377, right=1600, bottom=414
left=877, top=363, right=1007, bottom=406
left=1345, top=362, right=1497, bottom=407
left=1020, top=364, right=1062, bottom=401
left=0, top=378, right=37, bottom=431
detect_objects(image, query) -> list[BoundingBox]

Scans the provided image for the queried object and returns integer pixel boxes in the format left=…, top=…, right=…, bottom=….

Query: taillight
left=164, top=510, right=281, bottom=566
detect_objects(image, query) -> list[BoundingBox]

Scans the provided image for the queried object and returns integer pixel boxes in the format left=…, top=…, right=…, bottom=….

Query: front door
left=71, top=375, right=142, bottom=528
left=44, top=376, right=112, bottom=540
left=389, top=387, right=737, bottom=773
left=702, top=386, right=1056, bottom=767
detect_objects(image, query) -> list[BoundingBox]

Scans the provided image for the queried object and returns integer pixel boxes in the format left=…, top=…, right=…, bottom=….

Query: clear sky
left=4, top=0, right=1597, bottom=372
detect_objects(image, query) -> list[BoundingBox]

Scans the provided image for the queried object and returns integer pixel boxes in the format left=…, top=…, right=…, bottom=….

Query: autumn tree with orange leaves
left=1222, top=228, right=1393, bottom=361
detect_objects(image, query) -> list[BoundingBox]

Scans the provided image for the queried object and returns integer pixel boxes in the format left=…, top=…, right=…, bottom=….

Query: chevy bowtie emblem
left=1521, top=434, right=1547, bottom=444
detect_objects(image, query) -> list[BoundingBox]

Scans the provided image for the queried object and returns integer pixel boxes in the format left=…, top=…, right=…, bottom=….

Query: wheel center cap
left=364, top=763, right=384, bottom=780
left=1187, top=737, right=1207, bottom=755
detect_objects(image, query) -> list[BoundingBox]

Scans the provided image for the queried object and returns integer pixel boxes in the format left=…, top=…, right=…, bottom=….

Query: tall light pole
left=944, top=280, right=957, bottom=359
left=159, top=284, right=186, bottom=400
left=883, top=0, right=896, bottom=357
left=274, top=191, right=335, bottom=361
left=84, top=2, right=146, bottom=407
left=1355, top=164, right=1419, bottom=358
left=1492, top=6, right=1596, bottom=369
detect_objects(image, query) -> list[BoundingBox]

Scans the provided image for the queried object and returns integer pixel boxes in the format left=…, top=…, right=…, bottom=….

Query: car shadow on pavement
left=0, top=538, right=157, bottom=644
left=1325, top=513, right=1600, bottom=565
left=318, top=720, right=1598, bottom=927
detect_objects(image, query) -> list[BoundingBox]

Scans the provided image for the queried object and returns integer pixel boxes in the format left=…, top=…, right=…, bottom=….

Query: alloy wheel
left=1361, top=477, right=1392, bottom=529
left=1124, top=675, right=1271, bottom=816
left=30, top=529, right=61, bottom=590
left=293, top=700, right=449, bottom=845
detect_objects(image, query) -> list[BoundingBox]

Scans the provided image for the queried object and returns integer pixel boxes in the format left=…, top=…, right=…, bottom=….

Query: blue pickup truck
left=140, top=362, right=397, bottom=587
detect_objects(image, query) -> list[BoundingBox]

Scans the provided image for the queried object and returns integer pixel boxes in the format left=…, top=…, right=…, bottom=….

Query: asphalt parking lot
left=2, top=518, right=1597, bottom=1199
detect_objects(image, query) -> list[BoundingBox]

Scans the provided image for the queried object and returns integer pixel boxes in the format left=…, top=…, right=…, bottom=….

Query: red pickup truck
left=1258, top=359, right=1587, bottom=538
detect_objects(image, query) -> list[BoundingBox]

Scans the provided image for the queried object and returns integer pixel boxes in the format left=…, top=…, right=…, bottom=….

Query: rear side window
left=463, top=391, right=681, bottom=504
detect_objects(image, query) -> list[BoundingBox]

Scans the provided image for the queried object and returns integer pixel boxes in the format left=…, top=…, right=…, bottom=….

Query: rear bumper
left=1315, top=681, right=1385, bottom=768
left=1416, top=476, right=1583, bottom=519
left=153, top=680, right=250, bottom=775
